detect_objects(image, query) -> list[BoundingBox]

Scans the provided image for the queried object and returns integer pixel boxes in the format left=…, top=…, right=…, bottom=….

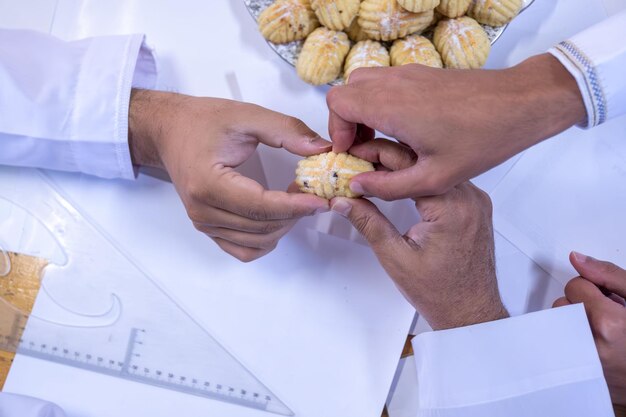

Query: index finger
left=326, top=81, right=389, bottom=153
left=239, top=104, right=332, bottom=156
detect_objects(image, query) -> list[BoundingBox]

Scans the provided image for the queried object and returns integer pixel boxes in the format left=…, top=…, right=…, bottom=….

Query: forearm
left=501, top=53, right=586, bottom=151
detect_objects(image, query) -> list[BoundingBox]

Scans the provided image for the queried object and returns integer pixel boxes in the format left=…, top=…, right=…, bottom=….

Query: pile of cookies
left=257, top=0, right=524, bottom=85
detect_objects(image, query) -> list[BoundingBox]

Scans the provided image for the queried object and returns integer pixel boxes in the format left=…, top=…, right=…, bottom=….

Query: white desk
left=0, top=1, right=624, bottom=417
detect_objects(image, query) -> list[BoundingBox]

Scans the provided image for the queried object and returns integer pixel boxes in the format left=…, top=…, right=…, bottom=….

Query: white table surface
left=0, top=0, right=623, bottom=416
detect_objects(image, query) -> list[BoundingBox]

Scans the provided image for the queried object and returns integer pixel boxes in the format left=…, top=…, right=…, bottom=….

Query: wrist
left=424, top=294, right=509, bottom=331
left=128, top=89, right=170, bottom=168
left=505, top=53, right=586, bottom=147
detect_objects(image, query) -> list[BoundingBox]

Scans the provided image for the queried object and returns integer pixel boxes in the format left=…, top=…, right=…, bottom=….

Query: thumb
left=570, top=251, right=626, bottom=298
left=350, top=164, right=443, bottom=201
left=330, top=197, right=403, bottom=252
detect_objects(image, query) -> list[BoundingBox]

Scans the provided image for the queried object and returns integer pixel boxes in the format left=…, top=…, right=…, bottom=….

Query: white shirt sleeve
left=549, top=10, right=626, bottom=128
left=411, top=304, right=615, bottom=417
left=0, top=29, right=157, bottom=179
left=0, top=392, right=66, bottom=417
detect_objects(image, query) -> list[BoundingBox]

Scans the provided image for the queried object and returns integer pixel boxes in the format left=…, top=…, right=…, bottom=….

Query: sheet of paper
left=492, top=117, right=626, bottom=284
left=386, top=357, right=420, bottom=417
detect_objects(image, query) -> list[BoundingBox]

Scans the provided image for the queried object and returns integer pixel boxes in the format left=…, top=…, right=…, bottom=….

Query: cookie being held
left=258, top=0, right=320, bottom=44
left=296, top=152, right=375, bottom=199
left=296, top=27, right=350, bottom=85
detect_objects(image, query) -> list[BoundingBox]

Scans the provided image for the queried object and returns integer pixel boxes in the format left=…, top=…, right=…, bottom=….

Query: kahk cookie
left=311, top=0, right=360, bottom=30
left=468, top=0, right=523, bottom=26
left=390, top=35, right=443, bottom=67
left=436, top=0, right=471, bottom=17
left=296, top=27, right=351, bottom=85
left=346, top=18, right=371, bottom=42
left=358, top=0, right=434, bottom=41
left=296, top=152, right=374, bottom=199
left=397, top=0, right=440, bottom=13
left=433, top=16, right=490, bottom=68
left=258, top=0, right=320, bottom=44
left=344, top=40, right=391, bottom=82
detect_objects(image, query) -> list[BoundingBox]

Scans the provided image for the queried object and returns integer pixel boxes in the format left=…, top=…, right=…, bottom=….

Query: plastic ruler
left=0, top=168, right=293, bottom=416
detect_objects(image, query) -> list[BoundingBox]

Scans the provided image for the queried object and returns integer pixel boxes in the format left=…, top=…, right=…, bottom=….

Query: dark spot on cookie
left=303, top=181, right=310, bottom=188
left=332, top=172, right=339, bottom=179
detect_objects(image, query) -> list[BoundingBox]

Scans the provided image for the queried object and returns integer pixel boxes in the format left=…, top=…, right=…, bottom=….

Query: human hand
left=129, top=89, right=331, bottom=262
left=553, top=253, right=626, bottom=406
left=330, top=141, right=508, bottom=329
left=326, top=53, right=586, bottom=200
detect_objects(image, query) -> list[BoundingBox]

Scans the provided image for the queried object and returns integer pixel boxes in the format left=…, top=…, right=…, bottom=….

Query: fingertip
left=282, top=190, right=330, bottom=215
left=349, top=170, right=410, bottom=201
left=286, top=181, right=300, bottom=194
left=328, top=112, right=357, bottom=153
left=330, top=130, right=355, bottom=153
left=552, top=297, right=570, bottom=309
left=349, top=181, right=365, bottom=196
left=570, top=251, right=588, bottom=266
left=330, top=197, right=353, bottom=217
left=308, top=135, right=333, bottom=150
left=289, top=135, right=332, bottom=157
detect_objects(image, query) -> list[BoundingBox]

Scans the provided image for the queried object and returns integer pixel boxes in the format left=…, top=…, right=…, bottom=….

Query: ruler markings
left=13, top=328, right=271, bottom=412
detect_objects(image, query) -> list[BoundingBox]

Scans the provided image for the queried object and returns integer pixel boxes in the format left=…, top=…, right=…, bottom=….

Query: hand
left=330, top=141, right=508, bottom=329
left=326, top=53, right=586, bottom=200
left=553, top=252, right=626, bottom=406
left=129, top=89, right=331, bottom=262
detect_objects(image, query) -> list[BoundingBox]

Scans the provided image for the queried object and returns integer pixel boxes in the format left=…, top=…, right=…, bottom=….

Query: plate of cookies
left=245, top=0, right=534, bottom=85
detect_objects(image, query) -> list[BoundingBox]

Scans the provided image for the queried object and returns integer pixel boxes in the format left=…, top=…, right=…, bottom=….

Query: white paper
left=492, top=117, right=626, bottom=284
left=386, top=357, right=420, bottom=417
left=413, top=304, right=613, bottom=416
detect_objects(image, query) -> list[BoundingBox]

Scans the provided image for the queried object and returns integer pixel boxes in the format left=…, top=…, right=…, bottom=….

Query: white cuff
left=71, top=34, right=158, bottom=179
left=549, top=10, right=626, bottom=128
left=0, top=30, right=157, bottom=180
left=411, top=304, right=614, bottom=416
